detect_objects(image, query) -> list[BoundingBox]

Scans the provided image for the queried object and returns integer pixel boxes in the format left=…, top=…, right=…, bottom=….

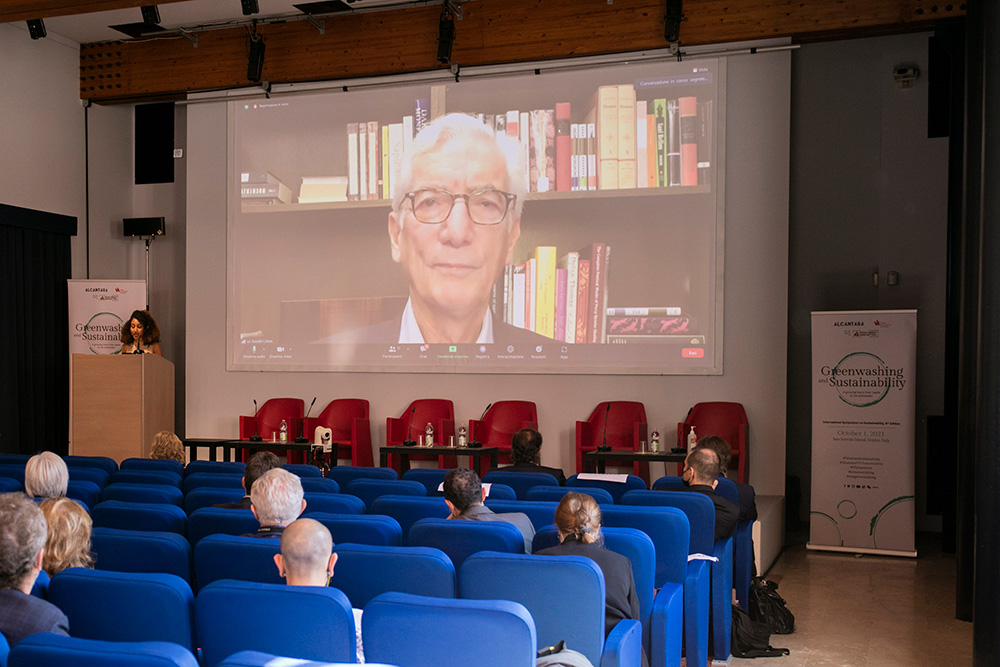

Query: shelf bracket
left=179, top=29, right=198, bottom=47
left=304, top=14, right=325, bottom=34
left=444, top=0, right=463, bottom=20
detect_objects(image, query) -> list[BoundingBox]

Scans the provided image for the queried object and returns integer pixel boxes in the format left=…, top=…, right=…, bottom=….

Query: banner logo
left=824, top=351, right=906, bottom=407
left=80, top=312, right=123, bottom=355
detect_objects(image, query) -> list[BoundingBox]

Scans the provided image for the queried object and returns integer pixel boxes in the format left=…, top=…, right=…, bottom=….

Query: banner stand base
left=806, top=543, right=917, bottom=558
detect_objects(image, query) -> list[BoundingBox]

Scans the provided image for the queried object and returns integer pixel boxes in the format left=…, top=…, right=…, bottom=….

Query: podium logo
left=821, top=351, right=906, bottom=407
left=77, top=312, right=124, bottom=355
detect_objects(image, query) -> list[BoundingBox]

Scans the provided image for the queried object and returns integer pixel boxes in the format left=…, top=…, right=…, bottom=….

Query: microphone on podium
left=249, top=399, right=262, bottom=442
left=402, top=406, right=418, bottom=447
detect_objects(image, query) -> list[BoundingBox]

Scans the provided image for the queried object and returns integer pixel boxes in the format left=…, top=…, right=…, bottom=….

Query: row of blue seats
left=71, top=494, right=723, bottom=666
left=21, top=538, right=658, bottom=667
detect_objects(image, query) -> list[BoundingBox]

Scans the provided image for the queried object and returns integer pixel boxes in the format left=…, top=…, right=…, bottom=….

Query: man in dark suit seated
left=694, top=435, right=757, bottom=524
left=498, top=428, right=566, bottom=485
left=323, top=113, right=551, bottom=347
left=242, top=468, right=306, bottom=539
left=213, top=451, right=281, bottom=510
left=443, top=468, right=535, bottom=552
left=679, top=447, right=739, bottom=542
left=0, top=493, right=70, bottom=646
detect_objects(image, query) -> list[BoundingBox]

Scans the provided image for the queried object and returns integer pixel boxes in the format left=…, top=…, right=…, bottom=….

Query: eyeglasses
left=404, top=188, right=516, bottom=226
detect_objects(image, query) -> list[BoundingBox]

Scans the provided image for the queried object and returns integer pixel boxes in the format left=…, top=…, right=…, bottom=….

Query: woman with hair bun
left=535, top=492, right=641, bottom=642
left=120, top=309, right=163, bottom=356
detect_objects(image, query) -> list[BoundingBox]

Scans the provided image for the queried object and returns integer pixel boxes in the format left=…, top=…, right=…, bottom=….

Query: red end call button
left=682, top=348, right=705, bottom=358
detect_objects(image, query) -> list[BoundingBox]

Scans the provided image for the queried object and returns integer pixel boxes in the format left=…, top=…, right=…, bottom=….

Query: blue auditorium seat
left=181, top=472, right=243, bottom=495
left=121, top=458, right=184, bottom=476
left=48, top=568, right=196, bottom=651
left=326, top=466, right=397, bottom=489
left=331, top=543, right=455, bottom=608
left=283, top=463, right=323, bottom=478
left=483, top=499, right=558, bottom=532
left=566, top=473, right=647, bottom=502
left=68, top=466, right=109, bottom=487
left=302, top=492, right=364, bottom=515
left=304, top=512, right=402, bottom=547
left=100, top=483, right=183, bottom=506
left=525, top=484, right=615, bottom=505
left=368, top=496, right=449, bottom=542
left=483, top=483, right=516, bottom=500
left=91, top=527, right=193, bottom=584
left=363, top=592, right=536, bottom=667
left=184, top=460, right=244, bottom=477
left=482, top=471, right=559, bottom=499
left=91, top=501, right=187, bottom=536
left=63, top=455, right=118, bottom=474
left=345, top=478, right=426, bottom=509
left=186, top=507, right=259, bottom=545
left=8, top=634, right=198, bottom=667
left=183, top=487, right=246, bottom=514
left=0, top=476, right=22, bottom=493
left=409, top=517, right=524, bottom=569
left=460, top=551, right=642, bottom=667
left=300, top=477, right=340, bottom=494
left=193, top=533, right=283, bottom=591
left=218, top=652, right=399, bottom=667
left=108, top=469, right=181, bottom=487
left=197, top=580, right=356, bottom=667
left=400, top=468, right=451, bottom=495
left=66, top=480, right=100, bottom=508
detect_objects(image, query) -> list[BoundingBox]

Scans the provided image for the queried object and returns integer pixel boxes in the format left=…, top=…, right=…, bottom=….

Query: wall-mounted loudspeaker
left=123, top=217, right=165, bottom=237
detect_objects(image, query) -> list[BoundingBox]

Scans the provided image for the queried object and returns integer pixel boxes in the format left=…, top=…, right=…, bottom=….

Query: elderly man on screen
left=243, top=468, right=306, bottom=539
left=335, top=113, right=550, bottom=346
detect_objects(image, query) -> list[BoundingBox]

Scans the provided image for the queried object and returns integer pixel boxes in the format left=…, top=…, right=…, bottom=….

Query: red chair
left=677, top=401, right=749, bottom=483
left=238, top=398, right=305, bottom=463
left=385, top=399, right=457, bottom=472
left=304, top=399, right=373, bottom=468
left=575, top=401, right=649, bottom=484
left=468, top=400, right=538, bottom=476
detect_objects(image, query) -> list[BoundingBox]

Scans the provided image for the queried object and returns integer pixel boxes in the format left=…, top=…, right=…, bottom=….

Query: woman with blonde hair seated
left=150, top=431, right=185, bottom=465
left=25, top=451, right=69, bottom=499
left=40, top=497, right=94, bottom=576
left=535, top=492, right=641, bottom=640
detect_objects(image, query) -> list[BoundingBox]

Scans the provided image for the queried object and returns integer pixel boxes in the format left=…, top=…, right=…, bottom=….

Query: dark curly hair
left=120, top=309, right=161, bottom=346
left=510, top=428, right=542, bottom=465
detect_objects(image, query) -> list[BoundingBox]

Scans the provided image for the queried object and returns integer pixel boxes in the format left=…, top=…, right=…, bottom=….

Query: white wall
left=0, top=24, right=86, bottom=270
left=184, top=51, right=791, bottom=496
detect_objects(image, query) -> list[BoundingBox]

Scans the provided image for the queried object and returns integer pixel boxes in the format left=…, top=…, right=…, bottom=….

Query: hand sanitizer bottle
left=687, top=426, right=698, bottom=449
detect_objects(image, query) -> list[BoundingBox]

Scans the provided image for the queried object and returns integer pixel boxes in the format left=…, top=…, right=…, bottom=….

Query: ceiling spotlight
left=437, top=13, right=455, bottom=64
left=241, top=0, right=260, bottom=15
left=247, top=34, right=266, bottom=83
left=141, top=5, right=161, bottom=25
left=26, top=18, right=46, bottom=40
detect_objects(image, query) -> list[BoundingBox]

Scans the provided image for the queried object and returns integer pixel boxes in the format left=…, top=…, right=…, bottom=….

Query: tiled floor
left=726, top=535, right=972, bottom=666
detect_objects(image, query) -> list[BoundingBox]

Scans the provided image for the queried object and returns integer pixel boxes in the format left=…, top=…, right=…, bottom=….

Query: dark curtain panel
left=0, top=204, right=75, bottom=456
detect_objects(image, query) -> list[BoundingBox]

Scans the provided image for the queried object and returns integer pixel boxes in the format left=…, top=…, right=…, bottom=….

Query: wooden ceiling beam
left=1, top=0, right=190, bottom=23
left=78, top=0, right=966, bottom=103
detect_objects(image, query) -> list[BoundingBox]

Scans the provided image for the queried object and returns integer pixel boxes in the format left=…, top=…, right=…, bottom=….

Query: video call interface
left=228, top=57, right=724, bottom=374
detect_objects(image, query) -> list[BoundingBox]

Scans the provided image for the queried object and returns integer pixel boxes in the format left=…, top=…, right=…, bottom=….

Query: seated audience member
left=274, top=518, right=363, bottom=661
left=444, top=468, right=535, bottom=552
left=536, top=493, right=643, bottom=652
left=40, top=497, right=94, bottom=576
left=150, top=431, right=185, bottom=465
left=498, top=428, right=566, bottom=485
left=214, top=451, right=281, bottom=510
left=679, top=447, right=739, bottom=542
left=694, top=435, right=757, bottom=524
left=244, top=468, right=306, bottom=538
left=25, top=451, right=68, bottom=499
left=0, top=493, right=70, bottom=645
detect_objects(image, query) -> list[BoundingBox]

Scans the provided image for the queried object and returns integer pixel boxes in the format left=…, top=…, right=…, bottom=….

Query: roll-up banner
left=68, top=280, right=148, bottom=355
left=808, top=310, right=917, bottom=557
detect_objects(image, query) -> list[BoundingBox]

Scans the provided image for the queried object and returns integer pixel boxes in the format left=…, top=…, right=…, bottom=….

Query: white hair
left=25, top=452, right=68, bottom=499
left=392, top=112, right=527, bottom=227
left=250, top=468, right=304, bottom=527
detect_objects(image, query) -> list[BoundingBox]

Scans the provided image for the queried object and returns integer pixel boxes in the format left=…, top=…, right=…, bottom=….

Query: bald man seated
left=274, top=518, right=362, bottom=660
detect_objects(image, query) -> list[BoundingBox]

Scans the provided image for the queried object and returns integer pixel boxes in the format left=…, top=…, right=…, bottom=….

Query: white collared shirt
left=397, top=298, right=495, bottom=344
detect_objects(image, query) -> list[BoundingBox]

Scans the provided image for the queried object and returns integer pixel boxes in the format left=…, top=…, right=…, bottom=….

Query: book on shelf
left=575, top=258, right=590, bottom=343
left=555, top=267, right=568, bottom=342
left=529, top=109, right=555, bottom=193
left=533, top=246, right=557, bottom=339
left=241, top=171, right=292, bottom=204
left=388, top=123, right=405, bottom=199
left=645, top=111, right=657, bottom=188
left=558, top=251, right=579, bottom=344
left=617, top=84, right=636, bottom=189
left=697, top=99, right=713, bottom=186
left=555, top=102, right=572, bottom=192
left=358, top=124, right=368, bottom=201
left=587, top=123, right=597, bottom=190
left=381, top=125, right=390, bottom=200
left=298, top=176, right=348, bottom=203
left=414, top=99, right=429, bottom=134
left=636, top=100, right=648, bottom=189
left=588, top=85, right=619, bottom=190
left=511, top=264, right=526, bottom=329
left=679, top=96, right=698, bottom=187
left=430, top=85, right=447, bottom=121
left=570, top=123, right=580, bottom=190
left=606, top=307, right=681, bottom=316
left=653, top=99, right=667, bottom=188
left=606, top=314, right=694, bottom=335
left=578, top=242, right=609, bottom=344
left=667, top=99, right=681, bottom=187
left=346, top=123, right=360, bottom=201
left=367, top=121, right=380, bottom=200
left=526, top=257, right=536, bottom=332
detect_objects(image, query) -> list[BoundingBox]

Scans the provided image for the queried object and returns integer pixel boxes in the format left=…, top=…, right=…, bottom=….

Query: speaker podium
left=71, top=353, right=175, bottom=460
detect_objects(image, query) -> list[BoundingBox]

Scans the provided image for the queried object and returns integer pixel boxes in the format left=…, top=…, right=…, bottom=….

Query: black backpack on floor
left=731, top=604, right=790, bottom=658
left=749, top=576, right=795, bottom=635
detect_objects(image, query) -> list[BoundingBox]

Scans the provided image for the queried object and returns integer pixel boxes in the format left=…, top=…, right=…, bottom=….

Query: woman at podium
left=120, top=309, right=163, bottom=356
